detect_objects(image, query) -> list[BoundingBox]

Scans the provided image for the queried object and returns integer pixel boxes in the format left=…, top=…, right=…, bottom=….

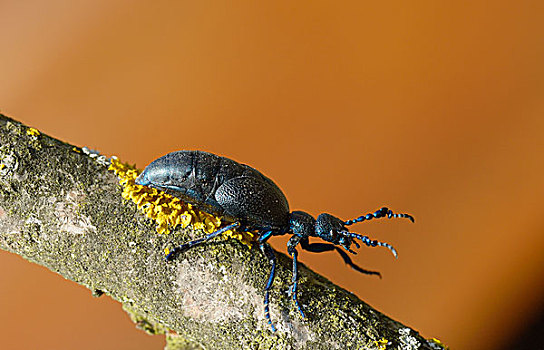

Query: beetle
left=135, top=150, right=414, bottom=331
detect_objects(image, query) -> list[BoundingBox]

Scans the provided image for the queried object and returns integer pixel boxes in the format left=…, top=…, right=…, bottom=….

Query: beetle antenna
left=344, top=207, right=414, bottom=226
left=345, top=232, right=398, bottom=258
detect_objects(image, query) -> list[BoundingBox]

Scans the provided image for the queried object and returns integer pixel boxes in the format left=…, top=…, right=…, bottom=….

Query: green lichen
left=165, top=334, right=204, bottom=350
left=123, top=303, right=168, bottom=335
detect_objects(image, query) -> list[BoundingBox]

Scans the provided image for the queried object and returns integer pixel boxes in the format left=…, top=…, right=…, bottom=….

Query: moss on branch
left=0, top=114, right=446, bottom=350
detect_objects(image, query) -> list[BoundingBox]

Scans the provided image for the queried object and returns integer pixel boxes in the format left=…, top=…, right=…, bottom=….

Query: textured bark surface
left=0, top=114, right=444, bottom=350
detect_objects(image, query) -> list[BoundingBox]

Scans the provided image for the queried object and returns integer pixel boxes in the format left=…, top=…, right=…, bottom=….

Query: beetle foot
left=165, top=250, right=178, bottom=261
left=165, top=244, right=191, bottom=261
left=294, top=298, right=306, bottom=319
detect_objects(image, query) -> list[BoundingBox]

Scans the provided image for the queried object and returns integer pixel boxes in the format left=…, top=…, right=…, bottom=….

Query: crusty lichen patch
left=398, top=328, right=421, bottom=350
left=427, top=338, right=449, bottom=350
left=373, top=338, right=389, bottom=350
left=54, top=190, right=97, bottom=235
left=174, top=258, right=262, bottom=323
left=26, top=127, right=40, bottom=137
left=108, top=157, right=255, bottom=251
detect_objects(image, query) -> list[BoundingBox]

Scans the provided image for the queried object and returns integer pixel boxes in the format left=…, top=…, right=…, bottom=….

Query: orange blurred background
left=1, top=1, right=543, bottom=349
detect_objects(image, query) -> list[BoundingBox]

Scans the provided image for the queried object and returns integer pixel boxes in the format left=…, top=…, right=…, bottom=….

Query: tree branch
left=0, top=114, right=445, bottom=350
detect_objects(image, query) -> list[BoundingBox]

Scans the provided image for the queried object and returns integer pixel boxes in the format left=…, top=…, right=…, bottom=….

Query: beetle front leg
left=300, top=239, right=382, bottom=277
left=290, top=248, right=305, bottom=319
left=287, top=235, right=305, bottom=319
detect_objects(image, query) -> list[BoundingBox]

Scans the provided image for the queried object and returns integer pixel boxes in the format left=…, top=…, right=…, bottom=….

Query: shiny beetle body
left=136, top=150, right=414, bottom=332
left=136, top=150, right=289, bottom=231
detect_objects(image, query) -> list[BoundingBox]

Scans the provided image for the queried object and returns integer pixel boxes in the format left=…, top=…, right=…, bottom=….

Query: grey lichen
left=0, top=114, right=446, bottom=350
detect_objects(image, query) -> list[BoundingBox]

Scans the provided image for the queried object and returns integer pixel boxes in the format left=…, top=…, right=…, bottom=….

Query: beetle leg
left=344, top=207, right=414, bottom=226
left=300, top=240, right=382, bottom=277
left=286, top=236, right=305, bottom=319
left=260, top=242, right=277, bottom=332
left=165, top=222, right=240, bottom=261
left=258, top=230, right=274, bottom=243
left=290, top=247, right=305, bottom=319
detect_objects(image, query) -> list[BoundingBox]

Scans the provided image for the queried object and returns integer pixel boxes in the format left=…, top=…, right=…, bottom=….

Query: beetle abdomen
left=136, top=150, right=290, bottom=228
left=215, top=176, right=289, bottom=230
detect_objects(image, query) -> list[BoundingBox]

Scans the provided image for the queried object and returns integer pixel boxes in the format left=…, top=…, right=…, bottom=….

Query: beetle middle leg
left=166, top=222, right=241, bottom=261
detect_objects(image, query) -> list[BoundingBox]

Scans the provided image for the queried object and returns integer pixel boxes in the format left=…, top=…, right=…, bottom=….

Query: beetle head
left=135, top=153, right=177, bottom=188
left=315, top=213, right=356, bottom=251
left=135, top=170, right=150, bottom=186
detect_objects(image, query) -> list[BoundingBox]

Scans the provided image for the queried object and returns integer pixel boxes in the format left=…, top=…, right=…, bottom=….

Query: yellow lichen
left=26, top=127, right=40, bottom=137
left=373, top=338, right=388, bottom=350
left=429, top=338, right=449, bottom=349
left=108, top=157, right=255, bottom=248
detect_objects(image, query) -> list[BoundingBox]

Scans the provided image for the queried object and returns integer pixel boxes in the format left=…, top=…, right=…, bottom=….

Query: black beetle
left=135, top=150, right=414, bottom=331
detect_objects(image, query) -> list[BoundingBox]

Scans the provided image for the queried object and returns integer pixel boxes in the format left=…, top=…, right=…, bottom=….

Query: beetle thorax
left=289, top=211, right=316, bottom=238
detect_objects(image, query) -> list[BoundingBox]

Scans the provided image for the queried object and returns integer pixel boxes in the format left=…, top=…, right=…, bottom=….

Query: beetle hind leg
left=165, top=222, right=241, bottom=261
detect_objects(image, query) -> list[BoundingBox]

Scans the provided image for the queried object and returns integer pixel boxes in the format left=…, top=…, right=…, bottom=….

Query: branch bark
left=0, top=114, right=445, bottom=350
